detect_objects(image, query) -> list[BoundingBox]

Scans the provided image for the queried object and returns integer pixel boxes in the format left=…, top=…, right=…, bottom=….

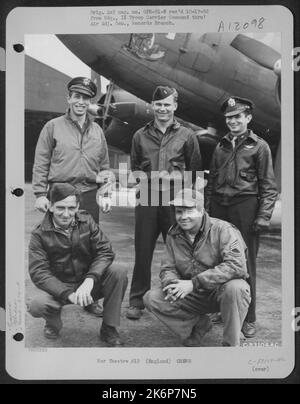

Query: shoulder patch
left=229, top=239, right=242, bottom=257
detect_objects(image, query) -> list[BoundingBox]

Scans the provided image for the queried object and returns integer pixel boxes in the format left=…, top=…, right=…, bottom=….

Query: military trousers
left=79, top=188, right=99, bottom=224
left=144, top=279, right=251, bottom=346
left=28, top=266, right=128, bottom=332
left=129, top=204, right=175, bottom=308
left=210, top=196, right=259, bottom=323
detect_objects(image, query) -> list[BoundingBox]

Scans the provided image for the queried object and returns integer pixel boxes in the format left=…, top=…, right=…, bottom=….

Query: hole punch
left=11, top=188, right=24, bottom=197
left=13, top=44, right=24, bottom=53
left=13, top=333, right=24, bottom=342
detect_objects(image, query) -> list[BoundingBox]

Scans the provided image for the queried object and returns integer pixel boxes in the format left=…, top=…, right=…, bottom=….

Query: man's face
left=49, top=195, right=79, bottom=229
left=67, top=91, right=91, bottom=117
left=225, top=112, right=252, bottom=135
left=152, top=94, right=177, bottom=123
left=175, top=206, right=204, bottom=232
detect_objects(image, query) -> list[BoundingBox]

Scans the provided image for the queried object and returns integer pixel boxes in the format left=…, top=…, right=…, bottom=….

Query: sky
left=25, top=34, right=91, bottom=77
left=24, top=34, right=109, bottom=91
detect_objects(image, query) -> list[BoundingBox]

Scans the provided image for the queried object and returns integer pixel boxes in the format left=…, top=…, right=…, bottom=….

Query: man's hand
left=68, top=292, right=76, bottom=304
left=96, top=170, right=113, bottom=184
left=98, top=196, right=112, bottom=213
left=74, top=278, right=94, bottom=307
left=163, top=280, right=193, bottom=302
left=35, top=196, right=50, bottom=213
left=253, top=217, right=270, bottom=233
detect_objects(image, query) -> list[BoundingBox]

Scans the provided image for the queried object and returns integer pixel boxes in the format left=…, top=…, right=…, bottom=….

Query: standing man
left=28, top=183, right=128, bottom=346
left=127, top=86, right=202, bottom=320
left=205, top=96, right=278, bottom=337
left=32, top=76, right=112, bottom=316
left=144, top=189, right=251, bottom=347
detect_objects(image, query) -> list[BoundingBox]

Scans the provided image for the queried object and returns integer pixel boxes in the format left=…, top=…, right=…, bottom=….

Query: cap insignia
left=228, top=98, right=236, bottom=107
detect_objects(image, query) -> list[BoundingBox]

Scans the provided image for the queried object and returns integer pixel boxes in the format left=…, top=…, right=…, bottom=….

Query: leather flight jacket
left=160, top=212, right=248, bottom=291
left=29, top=210, right=115, bottom=303
left=205, top=130, right=278, bottom=222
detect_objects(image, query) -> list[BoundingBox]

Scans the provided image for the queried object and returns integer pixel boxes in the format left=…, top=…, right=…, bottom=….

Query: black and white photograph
left=5, top=5, right=295, bottom=380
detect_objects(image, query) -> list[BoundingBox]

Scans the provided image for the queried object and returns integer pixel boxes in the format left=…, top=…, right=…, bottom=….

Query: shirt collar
left=222, top=129, right=257, bottom=145
left=144, top=119, right=181, bottom=132
left=65, top=109, right=91, bottom=129
left=52, top=217, right=76, bottom=233
left=169, top=211, right=210, bottom=240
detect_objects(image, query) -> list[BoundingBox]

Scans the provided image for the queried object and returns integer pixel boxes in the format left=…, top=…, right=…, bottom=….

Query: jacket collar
left=143, top=119, right=181, bottom=132
left=65, top=109, right=92, bottom=129
left=39, top=210, right=88, bottom=232
left=169, top=211, right=211, bottom=240
left=221, top=129, right=258, bottom=145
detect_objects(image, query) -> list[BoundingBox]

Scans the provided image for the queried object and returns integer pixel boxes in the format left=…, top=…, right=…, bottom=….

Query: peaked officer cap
left=221, top=96, right=254, bottom=117
left=67, top=77, right=97, bottom=98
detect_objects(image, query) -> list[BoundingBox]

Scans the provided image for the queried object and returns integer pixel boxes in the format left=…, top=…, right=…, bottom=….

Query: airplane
left=56, top=32, right=281, bottom=189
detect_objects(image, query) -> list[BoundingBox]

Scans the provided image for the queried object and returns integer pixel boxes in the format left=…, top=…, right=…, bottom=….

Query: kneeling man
left=28, top=183, right=128, bottom=346
left=144, top=189, right=251, bottom=346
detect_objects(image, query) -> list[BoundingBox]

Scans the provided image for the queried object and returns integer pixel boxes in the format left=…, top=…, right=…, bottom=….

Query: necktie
left=231, top=136, right=237, bottom=149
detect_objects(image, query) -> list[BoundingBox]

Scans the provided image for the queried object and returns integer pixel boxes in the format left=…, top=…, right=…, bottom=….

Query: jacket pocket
left=140, top=160, right=151, bottom=171
left=239, top=169, right=257, bottom=182
left=210, top=170, right=222, bottom=186
left=171, top=161, right=185, bottom=171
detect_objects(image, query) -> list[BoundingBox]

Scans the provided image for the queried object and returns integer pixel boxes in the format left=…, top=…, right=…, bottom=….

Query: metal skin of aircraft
left=56, top=32, right=281, bottom=179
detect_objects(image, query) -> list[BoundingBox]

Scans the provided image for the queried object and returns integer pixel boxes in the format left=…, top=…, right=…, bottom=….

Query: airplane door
left=178, top=33, right=220, bottom=73
left=193, top=34, right=221, bottom=73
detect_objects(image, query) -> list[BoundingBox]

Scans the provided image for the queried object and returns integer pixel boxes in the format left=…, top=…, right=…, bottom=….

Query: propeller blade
left=107, top=102, right=137, bottom=120
left=88, top=102, right=137, bottom=122
left=231, top=34, right=281, bottom=72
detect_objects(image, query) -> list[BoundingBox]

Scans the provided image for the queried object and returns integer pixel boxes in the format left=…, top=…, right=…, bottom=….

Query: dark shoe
left=84, top=301, right=103, bottom=317
left=183, top=316, right=213, bottom=347
left=100, top=323, right=124, bottom=347
left=242, top=321, right=256, bottom=338
left=222, top=341, right=231, bottom=347
left=210, top=312, right=223, bottom=324
left=44, top=325, right=59, bottom=340
left=126, top=306, right=143, bottom=320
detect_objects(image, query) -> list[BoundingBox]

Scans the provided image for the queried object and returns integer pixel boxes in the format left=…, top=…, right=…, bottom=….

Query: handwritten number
left=258, top=17, right=265, bottom=29
left=218, top=18, right=265, bottom=32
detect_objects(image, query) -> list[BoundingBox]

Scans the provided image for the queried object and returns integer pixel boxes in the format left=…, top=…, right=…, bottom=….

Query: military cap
left=221, top=96, right=254, bottom=117
left=49, top=183, right=80, bottom=204
left=169, top=188, right=204, bottom=208
left=67, top=77, right=97, bottom=98
left=152, top=86, right=177, bottom=101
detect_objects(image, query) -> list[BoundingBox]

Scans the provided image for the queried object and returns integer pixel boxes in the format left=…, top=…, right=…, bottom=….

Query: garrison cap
left=67, top=77, right=97, bottom=98
left=169, top=189, right=204, bottom=208
left=152, top=86, right=177, bottom=101
left=49, top=183, right=80, bottom=204
left=221, top=96, right=254, bottom=117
